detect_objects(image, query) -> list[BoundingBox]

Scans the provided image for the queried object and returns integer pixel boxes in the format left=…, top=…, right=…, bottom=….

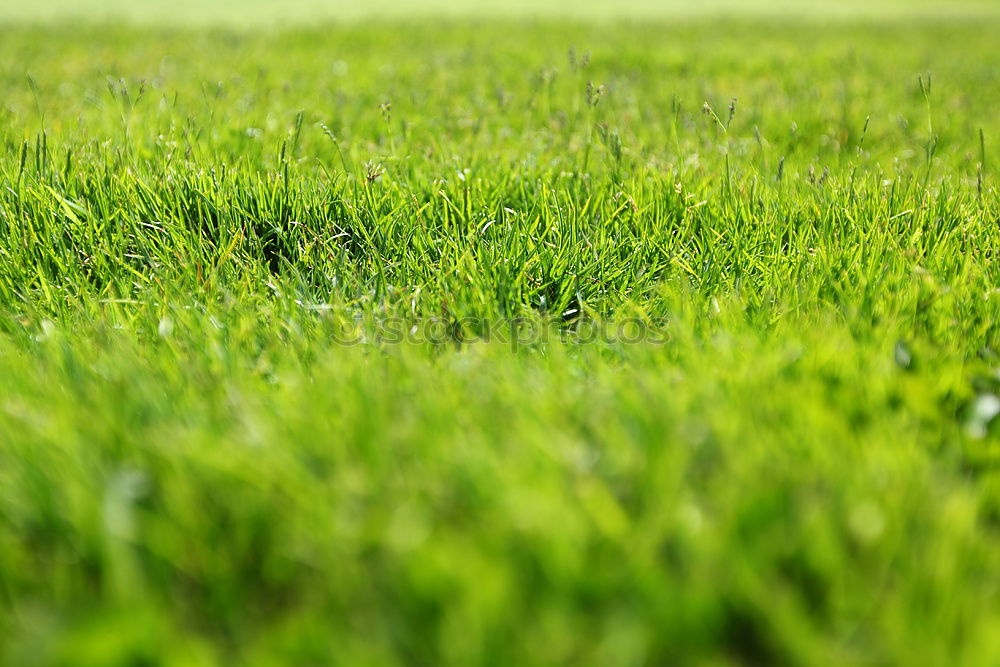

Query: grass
left=0, top=7, right=999, bottom=666
left=0, top=0, right=1000, bottom=23
left=5, top=0, right=1000, bottom=23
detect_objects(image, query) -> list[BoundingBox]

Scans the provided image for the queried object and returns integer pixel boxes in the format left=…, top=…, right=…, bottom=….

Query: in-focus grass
left=0, top=9, right=998, bottom=667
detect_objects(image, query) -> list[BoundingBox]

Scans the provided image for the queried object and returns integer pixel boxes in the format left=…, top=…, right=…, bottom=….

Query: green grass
left=5, top=0, right=1000, bottom=24
left=1, top=8, right=999, bottom=667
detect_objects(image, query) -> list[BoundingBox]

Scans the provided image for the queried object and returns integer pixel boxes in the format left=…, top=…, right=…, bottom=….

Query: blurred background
left=2, top=0, right=998, bottom=24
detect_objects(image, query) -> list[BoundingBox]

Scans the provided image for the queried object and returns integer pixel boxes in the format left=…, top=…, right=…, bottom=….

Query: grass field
left=5, top=0, right=1000, bottom=23
left=1, top=1, right=999, bottom=665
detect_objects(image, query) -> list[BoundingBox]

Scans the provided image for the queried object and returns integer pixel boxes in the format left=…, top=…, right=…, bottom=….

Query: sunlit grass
left=0, top=13, right=998, bottom=667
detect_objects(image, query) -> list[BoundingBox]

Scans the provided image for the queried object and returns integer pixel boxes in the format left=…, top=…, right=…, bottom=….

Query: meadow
left=0, top=2, right=998, bottom=665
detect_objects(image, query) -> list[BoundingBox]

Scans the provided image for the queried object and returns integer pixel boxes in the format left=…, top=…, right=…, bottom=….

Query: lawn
left=0, top=2, right=998, bottom=665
